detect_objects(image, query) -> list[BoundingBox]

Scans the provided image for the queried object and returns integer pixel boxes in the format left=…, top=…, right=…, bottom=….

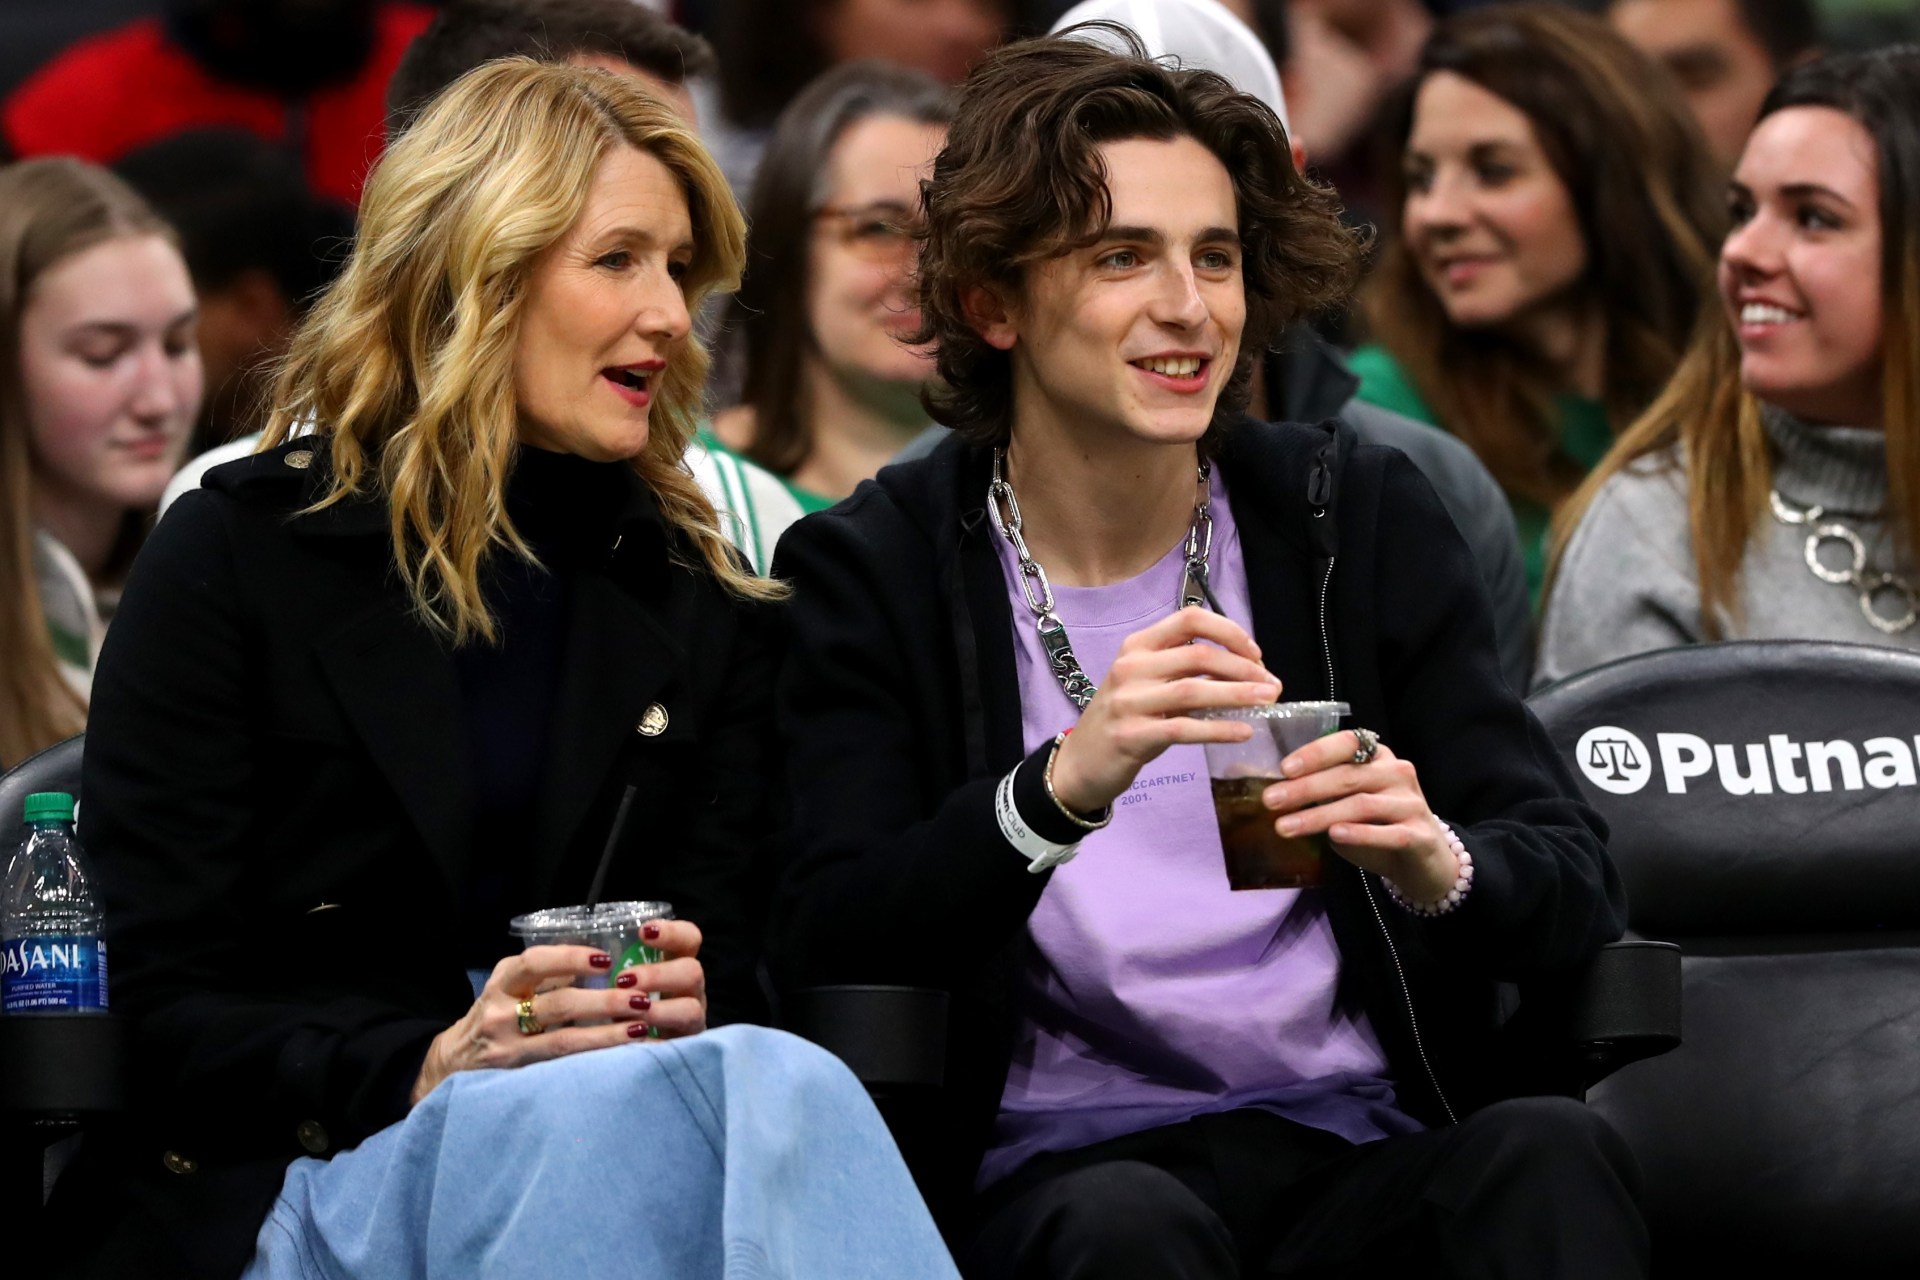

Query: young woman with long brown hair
left=1351, top=3, right=1724, bottom=606
left=0, top=159, right=199, bottom=767
left=1539, top=47, right=1920, bottom=685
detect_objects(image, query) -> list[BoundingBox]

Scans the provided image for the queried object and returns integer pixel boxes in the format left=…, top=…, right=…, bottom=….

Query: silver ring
left=1351, top=727, right=1380, bottom=766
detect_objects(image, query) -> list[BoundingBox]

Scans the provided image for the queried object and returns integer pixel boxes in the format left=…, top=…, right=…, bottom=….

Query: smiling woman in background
left=1352, top=3, right=1724, bottom=607
left=1538, top=46, right=1920, bottom=686
left=0, top=159, right=199, bottom=767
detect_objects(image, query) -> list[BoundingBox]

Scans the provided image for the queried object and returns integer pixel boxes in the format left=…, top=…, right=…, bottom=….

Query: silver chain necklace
left=987, top=448, right=1215, bottom=709
left=1769, top=489, right=1917, bottom=634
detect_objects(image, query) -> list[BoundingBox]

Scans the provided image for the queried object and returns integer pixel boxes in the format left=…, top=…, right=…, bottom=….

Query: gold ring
left=515, top=996, right=544, bottom=1036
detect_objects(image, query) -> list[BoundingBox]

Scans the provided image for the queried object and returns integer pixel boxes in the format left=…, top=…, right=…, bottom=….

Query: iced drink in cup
left=508, top=901, right=673, bottom=988
left=1198, top=702, right=1349, bottom=890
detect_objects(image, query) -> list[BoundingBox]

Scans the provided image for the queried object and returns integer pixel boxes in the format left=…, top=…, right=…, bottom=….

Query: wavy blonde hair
left=263, top=58, right=778, bottom=644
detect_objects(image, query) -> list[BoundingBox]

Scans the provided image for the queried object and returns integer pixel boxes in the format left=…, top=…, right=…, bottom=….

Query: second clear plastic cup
left=1198, top=701, right=1349, bottom=890
left=507, top=901, right=674, bottom=987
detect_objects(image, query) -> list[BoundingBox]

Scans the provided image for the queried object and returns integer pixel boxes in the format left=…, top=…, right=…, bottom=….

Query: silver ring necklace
left=987, top=448, right=1216, bottom=709
left=1769, top=489, right=1917, bottom=634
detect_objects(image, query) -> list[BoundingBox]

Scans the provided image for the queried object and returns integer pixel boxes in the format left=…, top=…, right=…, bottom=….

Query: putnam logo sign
left=1575, top=726, right=1920, bottom=797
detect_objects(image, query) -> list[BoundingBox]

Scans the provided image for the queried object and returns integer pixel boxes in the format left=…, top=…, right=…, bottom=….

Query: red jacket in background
left=1, top=4, right=434, bottom=206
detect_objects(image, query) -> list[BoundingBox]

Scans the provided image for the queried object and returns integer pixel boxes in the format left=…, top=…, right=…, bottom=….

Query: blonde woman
left=0, top=159, right=199, bottom=767
left=55, top=61, right=956, bottom=1280
left=1539, top=47, right=1920, bottom=686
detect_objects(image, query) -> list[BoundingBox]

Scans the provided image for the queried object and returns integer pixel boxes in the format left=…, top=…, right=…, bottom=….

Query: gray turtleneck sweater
left=1536, top=407, right=1916, bottom=688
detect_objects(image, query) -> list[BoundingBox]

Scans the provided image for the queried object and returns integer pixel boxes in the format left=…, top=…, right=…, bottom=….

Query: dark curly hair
left=915, top=23, right=1364, bottom=449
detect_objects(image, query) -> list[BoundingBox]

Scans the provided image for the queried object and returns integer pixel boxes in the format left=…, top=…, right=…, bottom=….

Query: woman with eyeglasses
left=712, top=61, right=953, bottom=513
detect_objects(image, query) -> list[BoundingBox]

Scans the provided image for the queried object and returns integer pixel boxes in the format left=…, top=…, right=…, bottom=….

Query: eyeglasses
left=813, top=202, right=923, bottom=263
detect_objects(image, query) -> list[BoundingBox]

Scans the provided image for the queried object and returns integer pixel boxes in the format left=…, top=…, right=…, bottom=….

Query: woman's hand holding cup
left=409, top=920, right=707, bottom=1106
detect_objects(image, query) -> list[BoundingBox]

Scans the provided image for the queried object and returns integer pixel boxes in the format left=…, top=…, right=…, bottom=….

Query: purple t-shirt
left=979, top=472, right=1419, bottom=1189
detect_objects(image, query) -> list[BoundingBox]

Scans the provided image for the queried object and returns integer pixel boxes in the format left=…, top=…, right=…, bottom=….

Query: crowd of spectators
left=2, top=0, right=1918, bottom=1276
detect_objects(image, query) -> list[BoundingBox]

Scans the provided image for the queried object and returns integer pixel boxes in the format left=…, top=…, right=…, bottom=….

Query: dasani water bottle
left=2, top=792, right=108, bottom=1013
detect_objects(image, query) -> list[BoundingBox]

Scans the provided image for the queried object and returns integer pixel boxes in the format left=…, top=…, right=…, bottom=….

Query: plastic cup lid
left=508, top=901, right=674, bottom=937
left=1195, top=701, right=1349, bottom=721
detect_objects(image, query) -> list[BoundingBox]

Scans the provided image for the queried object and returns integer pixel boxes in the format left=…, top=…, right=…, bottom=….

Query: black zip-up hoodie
left=769, top=417, right=1624, bottom=1231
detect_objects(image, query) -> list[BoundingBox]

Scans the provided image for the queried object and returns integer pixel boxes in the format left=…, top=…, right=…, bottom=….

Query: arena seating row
left=6, top=639, right=1918, bottom=1270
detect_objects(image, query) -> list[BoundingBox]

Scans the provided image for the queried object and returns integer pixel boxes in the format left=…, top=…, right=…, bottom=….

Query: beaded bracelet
left=1385, top=818, right=1474, bottom=917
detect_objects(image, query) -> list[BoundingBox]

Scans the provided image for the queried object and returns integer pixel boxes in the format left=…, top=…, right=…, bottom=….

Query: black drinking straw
left=585, top=784, right=638, bottom=909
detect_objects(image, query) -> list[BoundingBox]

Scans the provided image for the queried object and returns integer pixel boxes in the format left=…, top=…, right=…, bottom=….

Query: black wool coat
left=51, top=439, right=780, bottom=1279
left=767, top=417, right=1627, bottom=1232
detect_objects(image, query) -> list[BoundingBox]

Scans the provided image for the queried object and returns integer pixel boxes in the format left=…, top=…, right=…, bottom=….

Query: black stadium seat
left=1529, top=641, right=1920, bottom=1274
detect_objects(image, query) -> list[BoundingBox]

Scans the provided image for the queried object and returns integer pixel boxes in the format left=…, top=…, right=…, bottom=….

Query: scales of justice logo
left=1575, top=726, right=1653, bottom=794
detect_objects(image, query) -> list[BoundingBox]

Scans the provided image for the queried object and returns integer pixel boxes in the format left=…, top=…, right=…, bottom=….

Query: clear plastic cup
left=508, top=901, right=674, bottom=987
left=1197, top=701, right=1349, bottom=890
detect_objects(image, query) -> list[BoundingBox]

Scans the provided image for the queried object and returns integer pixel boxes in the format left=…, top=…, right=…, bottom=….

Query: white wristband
left=995, top=768, right=1082, bottom=873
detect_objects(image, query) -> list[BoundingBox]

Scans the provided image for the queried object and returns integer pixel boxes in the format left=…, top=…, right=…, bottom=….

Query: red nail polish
left=588, top=953, right=612, bottom=969
left=642, top=923, right=661, bottom=941
left=615, top=971, right=639, bottom=988
left=629, top=993, right=651, bottom=1011
left=627, top=1021, right=650, bottom=1039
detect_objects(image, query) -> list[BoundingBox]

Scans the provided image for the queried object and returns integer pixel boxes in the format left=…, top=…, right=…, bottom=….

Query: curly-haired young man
left=771, top=25, right=1645, bottom=1279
